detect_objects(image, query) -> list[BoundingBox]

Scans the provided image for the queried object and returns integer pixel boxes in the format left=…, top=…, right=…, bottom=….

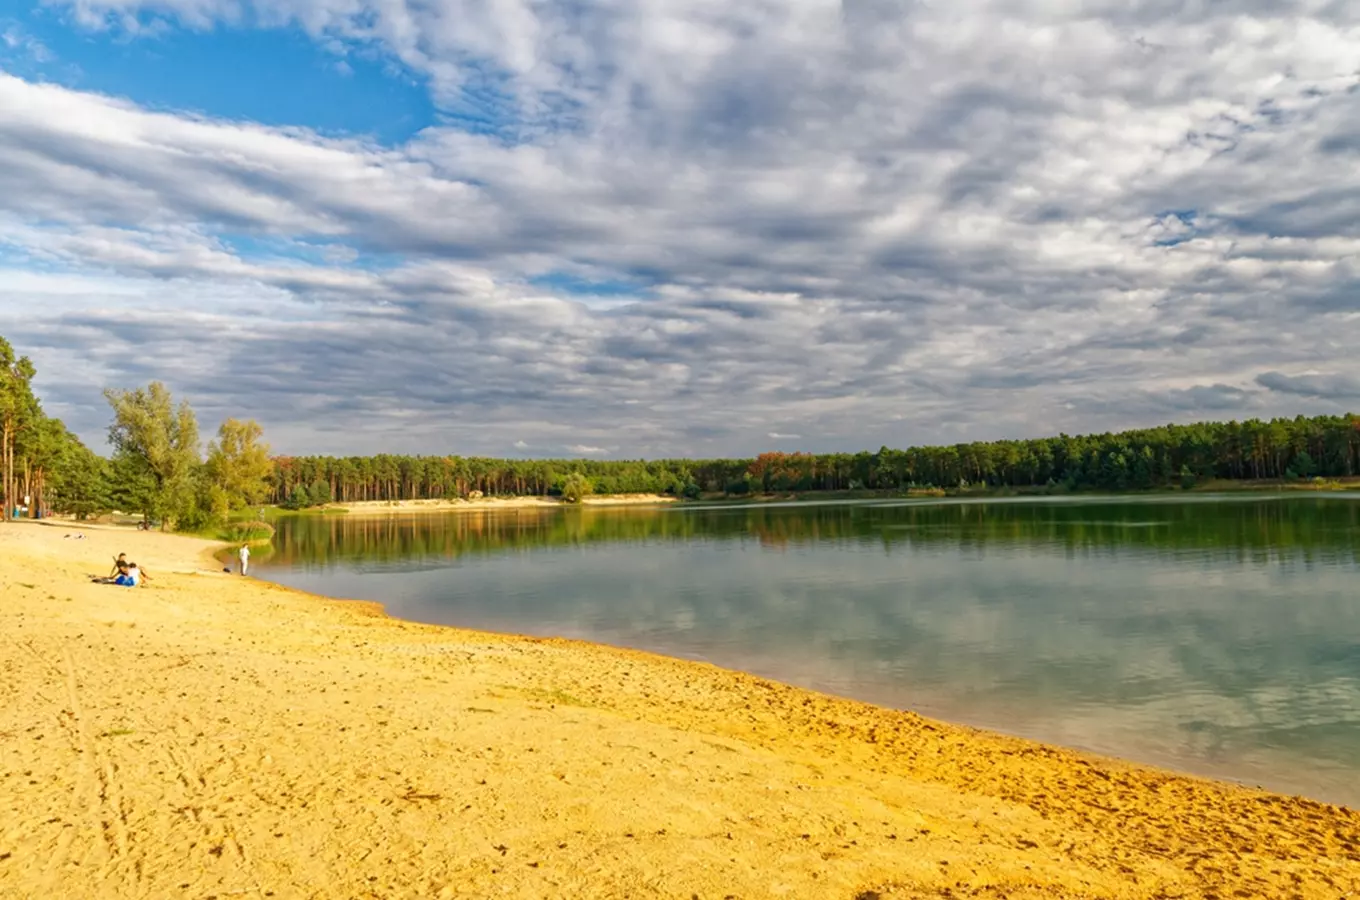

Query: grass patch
left=222, top=521, right=276, bottom=543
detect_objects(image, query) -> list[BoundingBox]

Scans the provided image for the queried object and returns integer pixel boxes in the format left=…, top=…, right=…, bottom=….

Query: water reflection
left=257, top=495, right=1360, bottom=807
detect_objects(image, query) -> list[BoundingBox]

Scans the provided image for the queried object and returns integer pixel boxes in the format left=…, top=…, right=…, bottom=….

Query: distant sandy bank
left=327, top=493, right=677, bottom=516
left=2, top=521, right=1357, bottom=899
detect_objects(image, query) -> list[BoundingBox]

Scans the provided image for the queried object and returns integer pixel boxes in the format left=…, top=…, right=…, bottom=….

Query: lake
left=254, top=493, right=1360, bottom=808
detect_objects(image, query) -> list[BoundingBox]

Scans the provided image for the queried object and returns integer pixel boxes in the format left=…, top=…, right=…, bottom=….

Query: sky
left=0, top=1, right=1358, bottom=459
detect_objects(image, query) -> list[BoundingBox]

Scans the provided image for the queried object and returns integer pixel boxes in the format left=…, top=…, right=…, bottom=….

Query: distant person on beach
left=239, top=544, right=250, bottom=576
left=109, top=553, right=151, bottom=584
left=113, top=563, right=141, bottom=587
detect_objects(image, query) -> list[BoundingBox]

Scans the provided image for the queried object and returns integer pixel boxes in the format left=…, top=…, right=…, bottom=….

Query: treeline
left=1, top=335, right=274, bottom=529
left=6, top=332, right=1360, bottom=529
left=1, top=338, right=107, bottom=520
left=272, top=414, right=1360, bottom=503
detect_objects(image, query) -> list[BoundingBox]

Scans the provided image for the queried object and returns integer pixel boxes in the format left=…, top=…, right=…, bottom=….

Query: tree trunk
left=2, top=425, right=12, bottom=523
left=1, top=427, right=8, bottom=522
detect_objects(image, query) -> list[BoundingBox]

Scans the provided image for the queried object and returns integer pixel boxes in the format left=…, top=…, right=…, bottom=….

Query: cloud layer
left=1, top=1, right=1359, bottom=456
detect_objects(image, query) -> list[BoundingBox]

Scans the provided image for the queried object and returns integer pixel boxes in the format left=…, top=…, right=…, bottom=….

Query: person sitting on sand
left=107, top=554, right=151, bottom=584
left=113, top=563, right=141, bottom=587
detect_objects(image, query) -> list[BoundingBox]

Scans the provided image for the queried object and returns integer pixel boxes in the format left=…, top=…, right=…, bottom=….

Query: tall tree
left=0, top=337, right=38, bottom=522
left=104, top=382, right=202, bottom=529
left=48, top=437, right=110, bottom=520
left=206, top=418, right=273, bottom=510
left=15, top=413, right=67, bottom=519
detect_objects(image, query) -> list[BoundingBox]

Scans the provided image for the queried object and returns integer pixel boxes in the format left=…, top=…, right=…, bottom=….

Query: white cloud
left=1, top=24, right=54, bottom=64
left=2, top=1, right=1360, bottom=455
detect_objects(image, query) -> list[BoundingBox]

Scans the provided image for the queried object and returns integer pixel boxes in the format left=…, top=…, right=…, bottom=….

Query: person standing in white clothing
left=239, top=544, right=250, bottom=576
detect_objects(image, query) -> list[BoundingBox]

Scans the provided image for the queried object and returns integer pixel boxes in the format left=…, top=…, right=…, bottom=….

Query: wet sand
left=2, top=521, right=1357, bottom=899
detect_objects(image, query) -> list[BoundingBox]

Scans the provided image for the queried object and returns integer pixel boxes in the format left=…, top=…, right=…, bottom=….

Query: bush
left=560, top=472, right=592, bottom=503
left=308, top=479, right=333, bottom=506
left=282, top=484, right=311, bottom=510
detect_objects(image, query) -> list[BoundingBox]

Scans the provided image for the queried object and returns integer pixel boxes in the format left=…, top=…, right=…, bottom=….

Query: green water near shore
left=256, top=493, right=1360, bottom=807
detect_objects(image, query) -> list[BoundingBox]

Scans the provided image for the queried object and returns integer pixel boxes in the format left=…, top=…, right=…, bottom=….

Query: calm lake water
left=254, top=494, right=1360, bottom=808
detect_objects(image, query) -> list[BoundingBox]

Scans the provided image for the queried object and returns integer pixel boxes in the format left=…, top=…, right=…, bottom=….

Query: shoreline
left=270, top=481, right=1360, bottom=519
left=3, top=521, right=1357, bottom=897
left=316, top=493, right=678, bottom=516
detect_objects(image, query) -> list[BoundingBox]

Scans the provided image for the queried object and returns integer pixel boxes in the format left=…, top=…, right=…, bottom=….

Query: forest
left=270, top=414, right=1360, bottom=504
left=2, top=333, right=1359, bottom=531
left=0, top=336, right=273, bottom=529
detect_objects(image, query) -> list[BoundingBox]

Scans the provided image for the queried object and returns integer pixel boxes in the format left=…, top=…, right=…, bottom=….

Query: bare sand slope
left=1, top=522, right=1357, bottom=900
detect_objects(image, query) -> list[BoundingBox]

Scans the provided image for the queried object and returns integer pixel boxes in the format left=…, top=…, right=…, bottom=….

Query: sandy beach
left=2, top=522, right=1357, bottom=899
left=331, top=495, right=676, bottom=516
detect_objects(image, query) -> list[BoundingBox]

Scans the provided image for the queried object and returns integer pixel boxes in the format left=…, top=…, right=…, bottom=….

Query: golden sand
left=1, top=521, right=1357, bottom=899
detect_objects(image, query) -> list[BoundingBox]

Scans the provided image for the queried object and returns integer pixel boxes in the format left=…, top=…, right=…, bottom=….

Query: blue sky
left=0, top=0, right=1358, bottom=457
left=4, top=9, right=437, bottom=142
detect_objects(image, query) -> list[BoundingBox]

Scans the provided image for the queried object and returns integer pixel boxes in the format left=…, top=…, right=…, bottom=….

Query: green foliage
left=559, top=472, right=592, bottom=503
left=206, top=418, right=273, bottom=510
left=223, top=520, right=276, bottom=543
left=264, top=414, right=1360, bottom=503
left=0, top=336, right=38, bottom=521
left=1, top=336, right=110, bottom=521
left=8, top=326, right=1360, bottom=533
left=105, top=382, right=202, bottom=529
left=53, top=445, right=110, bottom=519
left=282, top=483, right=312, bottom=510
left=205, top=483, right=234, bottom=525
left=308, top=479, right=333, bottom=506
left=107, top=449, right=158, bottom=521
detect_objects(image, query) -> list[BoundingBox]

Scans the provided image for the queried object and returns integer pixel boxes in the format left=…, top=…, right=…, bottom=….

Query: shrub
left=308, top=479, right=333, bottom=506
left=560, top=472, right=592, bottom=503
left=282, top=484, right=311, bottom=510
